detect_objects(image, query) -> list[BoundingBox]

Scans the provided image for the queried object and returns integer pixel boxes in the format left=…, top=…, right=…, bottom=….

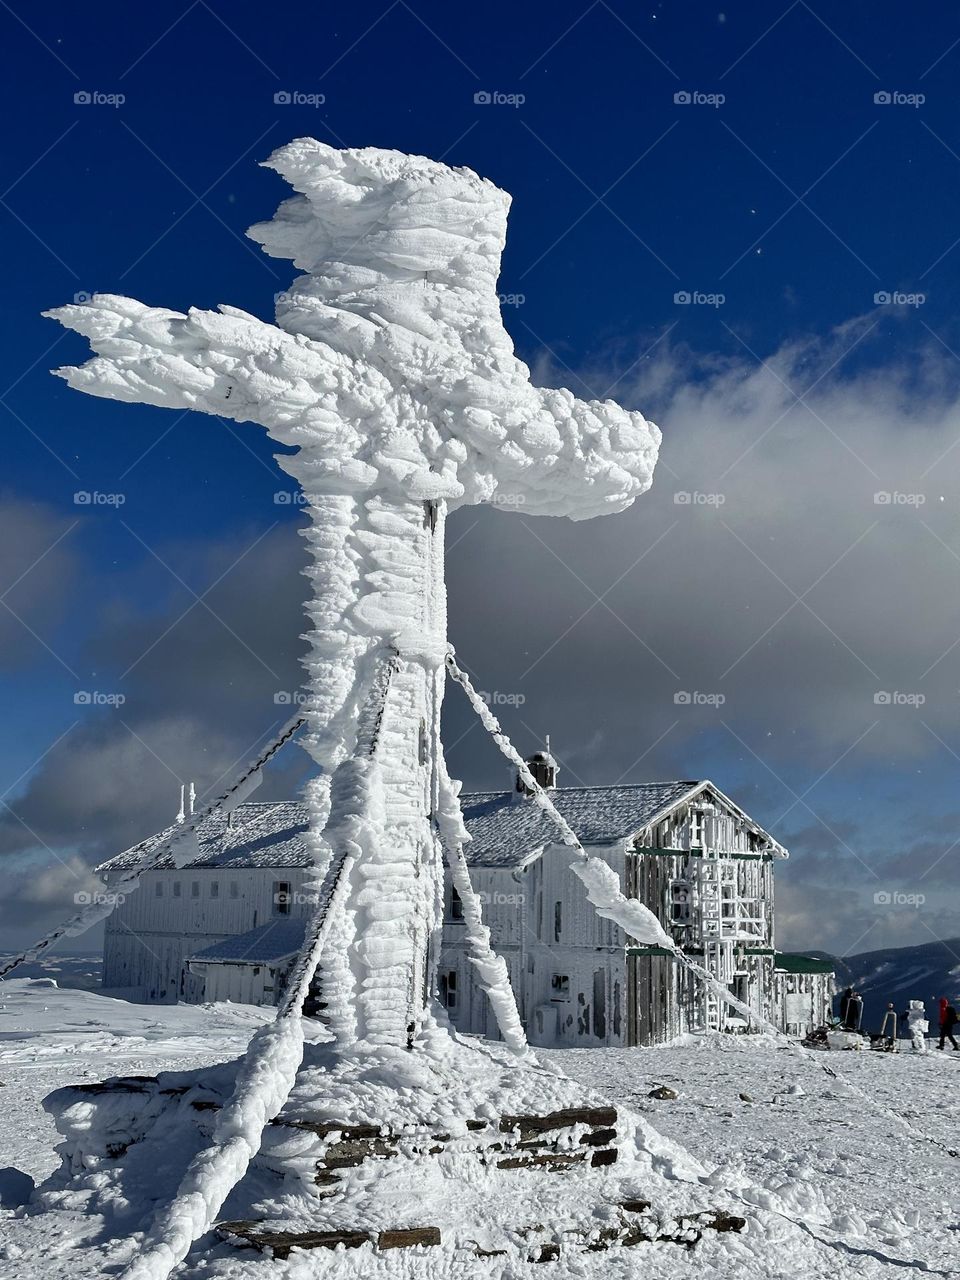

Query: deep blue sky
left=4, top=1, right=960, bottom=955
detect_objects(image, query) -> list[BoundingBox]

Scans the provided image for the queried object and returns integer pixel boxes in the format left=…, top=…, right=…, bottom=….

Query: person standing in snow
left=938, top=996, right=949, bottom=1037
left=905, top=1000, right=929, bottom=1052
left=938, top=1004, right=959, bottom=1051
left=840, top=986, right=853, bottom=1025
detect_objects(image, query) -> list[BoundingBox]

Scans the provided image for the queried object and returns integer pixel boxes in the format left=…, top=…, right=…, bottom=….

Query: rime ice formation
left=47, top=139, right=661, bottom=1058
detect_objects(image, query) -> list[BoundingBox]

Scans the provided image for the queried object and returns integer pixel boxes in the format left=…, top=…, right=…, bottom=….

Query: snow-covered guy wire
left=121, top=649, right=399, bottom=1280
left=446, top=649, right=960, bottom=1162
left=0, top=713, right=305, bottom=982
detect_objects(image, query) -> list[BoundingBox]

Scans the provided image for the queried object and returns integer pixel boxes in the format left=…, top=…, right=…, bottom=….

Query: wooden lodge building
left=96, top=755, right=833, bottom=1045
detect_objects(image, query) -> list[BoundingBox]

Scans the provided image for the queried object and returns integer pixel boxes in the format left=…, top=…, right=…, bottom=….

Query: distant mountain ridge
left=825, top=937, right=960, bottom=1032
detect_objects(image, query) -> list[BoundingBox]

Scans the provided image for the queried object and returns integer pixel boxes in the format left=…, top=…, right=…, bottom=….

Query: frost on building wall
left=97, top=765, right=830, bottom=1040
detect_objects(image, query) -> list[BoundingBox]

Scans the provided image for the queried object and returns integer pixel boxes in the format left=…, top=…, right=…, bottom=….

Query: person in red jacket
left=939, top=1004, right=959, bottom=1051
left=939, top=996, right=949, bottom=1034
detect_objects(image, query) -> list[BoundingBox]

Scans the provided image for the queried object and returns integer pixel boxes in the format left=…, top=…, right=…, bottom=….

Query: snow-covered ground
left=2, top=980, right=959, bottom=1277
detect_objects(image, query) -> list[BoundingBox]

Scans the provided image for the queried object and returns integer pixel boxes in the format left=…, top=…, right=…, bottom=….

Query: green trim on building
left=626, top=945, right=677, bottom=958
left=773, top=951, right=834, bottom=975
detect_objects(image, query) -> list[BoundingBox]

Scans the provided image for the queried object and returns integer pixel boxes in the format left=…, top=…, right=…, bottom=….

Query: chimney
left=516, top=738, right=559, bottom=796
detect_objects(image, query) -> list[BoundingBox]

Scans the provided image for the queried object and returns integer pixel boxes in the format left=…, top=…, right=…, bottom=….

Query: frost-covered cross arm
left=44, top=294, right=366, bottom=446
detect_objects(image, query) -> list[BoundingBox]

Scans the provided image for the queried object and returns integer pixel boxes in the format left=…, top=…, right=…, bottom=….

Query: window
left=173, top=881, right=181, bottom=898
left=274, top=881, right=292, bottom=915
left=691, top=809, right=705, bottom=847
left=230, top=881, right=239, bottom=899
left=439, top=970, right=457, bottom=1009
left=551, top=973, right=570, bottom=1001
left=191, top=881, right=200, bottom=899
left=671, top=882, right=691, bottom=924
left=210, top=881, right=219, bottom=899
left=554, top=900, right=562, bottom=943
left=450, top=886, right=464, bottom=922
left=155, top=881, right=163, bottom=897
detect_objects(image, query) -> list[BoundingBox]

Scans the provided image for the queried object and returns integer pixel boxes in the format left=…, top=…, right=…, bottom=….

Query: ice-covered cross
left=47, top=139, right=661, bottom=1051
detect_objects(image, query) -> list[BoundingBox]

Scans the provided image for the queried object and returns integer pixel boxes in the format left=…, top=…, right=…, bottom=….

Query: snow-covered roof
left=97, top=779, right=778, bottom=876
left=189, top=918, right=308, bottom=966
left=459, top=782, right=699, bottom=867
left=96, top=802, right=312, bottom=874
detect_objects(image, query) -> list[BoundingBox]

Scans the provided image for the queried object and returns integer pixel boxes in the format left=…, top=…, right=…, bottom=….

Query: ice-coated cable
left=120, top=650, right=399, bottom=1280
left=0, top=713, right=305, bottom=981
left=446, top=648, right=960, bottom=1161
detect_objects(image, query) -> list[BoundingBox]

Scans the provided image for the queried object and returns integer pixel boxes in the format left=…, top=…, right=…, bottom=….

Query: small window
left=274, top=880, right=291, bottom=915
left=551, top=973, right=570, bottom=1000
left=439, top=970, right=458, bottom=1009
left=210, top=881, right=219, bottom=899
left=554, top=900, right=562, bottom=943
left=230, top=881, right=239, bottom=899
left=173, top=881, right=181, bottom=898
left=450, top=886, right=464, bottom=922
left=191, top=881, right=200, bottom=898
left=671, top=882, right=691, bottom=923
left=155, top=881, right=163, bottom=897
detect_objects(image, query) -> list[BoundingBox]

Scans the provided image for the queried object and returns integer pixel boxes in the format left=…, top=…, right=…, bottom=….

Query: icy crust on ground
left=46, top=140, right=660, bottom=518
